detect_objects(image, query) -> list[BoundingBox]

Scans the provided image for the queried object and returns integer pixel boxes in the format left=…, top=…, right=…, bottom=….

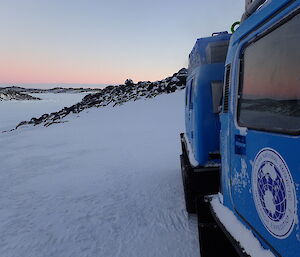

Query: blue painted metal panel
left=185, top=32, right=231, bottom=166
left=221, top=1, right=300, bottom=256
left=192, top=63, right=225, bottom=165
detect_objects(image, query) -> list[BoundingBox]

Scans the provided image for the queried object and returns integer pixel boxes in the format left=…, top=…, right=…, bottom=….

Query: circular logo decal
left=252, top=148, right=297, bottom=239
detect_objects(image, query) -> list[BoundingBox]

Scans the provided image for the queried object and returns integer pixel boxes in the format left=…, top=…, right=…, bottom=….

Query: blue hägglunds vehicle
left=180, top=0, right=300, bottom=256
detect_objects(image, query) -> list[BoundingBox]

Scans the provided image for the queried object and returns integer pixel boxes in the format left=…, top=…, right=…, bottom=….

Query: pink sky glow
left=0, top=0, right=243, bottom=87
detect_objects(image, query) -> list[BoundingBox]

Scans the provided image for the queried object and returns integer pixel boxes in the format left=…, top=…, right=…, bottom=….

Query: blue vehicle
left=181, top=31, right=231, bottom=213
left=180, top=0, right=300, bottom=256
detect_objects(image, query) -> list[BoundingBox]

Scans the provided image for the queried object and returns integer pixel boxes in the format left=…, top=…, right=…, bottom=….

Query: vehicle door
left=230, top=11, right=300, bottom=256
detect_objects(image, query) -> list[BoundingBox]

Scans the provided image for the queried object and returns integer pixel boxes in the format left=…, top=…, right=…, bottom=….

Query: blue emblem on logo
left=252, top=148, right=296, bottom=239
left=257, top=162, right=286, bottom=222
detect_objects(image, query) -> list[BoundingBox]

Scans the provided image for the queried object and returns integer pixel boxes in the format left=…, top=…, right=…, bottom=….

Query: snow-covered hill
left=13, top=68, right=187, bottom=129
left=0, top=91, right=199, bottom=257
left=0, top=93, right=89, bottom=132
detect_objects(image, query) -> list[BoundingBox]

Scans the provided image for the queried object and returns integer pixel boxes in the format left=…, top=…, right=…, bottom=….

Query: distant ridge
left=11, top=68, right=187, bottom=130
left=0, top=88, right=41, bottom=101
left=0, top=86, right=101, bottom=94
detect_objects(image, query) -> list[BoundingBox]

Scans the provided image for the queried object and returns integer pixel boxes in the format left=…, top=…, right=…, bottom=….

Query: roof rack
left=241, top=0, right=267, bottom=22
left=211, top=31, right=228, bottom=36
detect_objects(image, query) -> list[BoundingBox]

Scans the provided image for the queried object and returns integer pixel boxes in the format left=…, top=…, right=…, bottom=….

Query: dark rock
left=0, top=89, right=41, bottom=101
left=125, top=79, right=134, bottom=86
left=12, top=68, right=187, bottom=130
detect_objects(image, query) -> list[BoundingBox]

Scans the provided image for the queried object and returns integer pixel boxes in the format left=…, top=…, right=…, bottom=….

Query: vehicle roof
left=189, top=32, right=231, bottom=70
left=231, top=0, right=295, bottom=45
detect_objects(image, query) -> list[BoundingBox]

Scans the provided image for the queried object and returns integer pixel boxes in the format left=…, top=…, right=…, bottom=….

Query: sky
left=0, top=0, right=244, bottom=87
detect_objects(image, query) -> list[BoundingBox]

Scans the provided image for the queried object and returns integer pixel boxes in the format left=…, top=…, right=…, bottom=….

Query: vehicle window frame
left=211, top=81, right=223, bottom=114
left=237, top=9, right=300, bottom=136
left=189, top=79, right=194, bottom=110
left=185, top=83, right=188, bottom=106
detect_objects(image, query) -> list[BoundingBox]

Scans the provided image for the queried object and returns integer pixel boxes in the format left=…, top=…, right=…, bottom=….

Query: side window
left=189, top=79, right=194, bottom=109
left=238, top=13, right=300, bottom=134
left=185, top=84, right=188, bottom=106
left=206, top=40, right=229, bottom=64
left=211, top=81, right=223, bottom=113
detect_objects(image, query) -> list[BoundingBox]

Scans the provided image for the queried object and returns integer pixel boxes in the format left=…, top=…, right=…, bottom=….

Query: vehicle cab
left=220, top=0, right=300, bottom=256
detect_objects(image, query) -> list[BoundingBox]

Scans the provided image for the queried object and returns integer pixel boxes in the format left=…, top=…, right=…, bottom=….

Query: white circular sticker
left=252, top=148, right=297, bottom=239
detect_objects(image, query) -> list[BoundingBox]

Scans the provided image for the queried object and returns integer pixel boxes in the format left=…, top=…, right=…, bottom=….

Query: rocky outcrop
left=0, top=89, right=41, bottom=101
left=13, top=68, right=187, bottom=130
left=0, top=86, right=101, bottom=94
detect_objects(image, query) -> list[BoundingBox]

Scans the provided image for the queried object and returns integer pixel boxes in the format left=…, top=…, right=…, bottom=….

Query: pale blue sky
left=0, top=0, right=244, bottom=85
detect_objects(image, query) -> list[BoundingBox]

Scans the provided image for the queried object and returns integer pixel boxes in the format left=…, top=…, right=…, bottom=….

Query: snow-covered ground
left=0, top=91, right=199, bottom=257
left=0, top=93, right=88, bottom=132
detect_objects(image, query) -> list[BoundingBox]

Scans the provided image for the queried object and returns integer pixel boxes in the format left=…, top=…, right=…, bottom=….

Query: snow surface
left=211, top=196, right=275, bottom=257
left=0, top=93, right=88, bottom=132
left=0, top=91, right=199, bottom=257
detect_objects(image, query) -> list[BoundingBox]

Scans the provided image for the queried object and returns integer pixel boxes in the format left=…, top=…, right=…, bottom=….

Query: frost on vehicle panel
left=232, top=158, right=250, bottom=194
